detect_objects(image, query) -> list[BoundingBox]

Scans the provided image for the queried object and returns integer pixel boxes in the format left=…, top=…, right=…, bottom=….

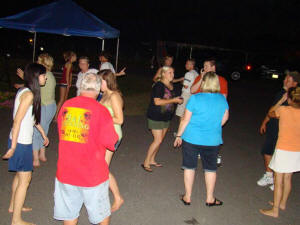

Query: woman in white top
left=99, top=51, right=126, bottom=76
left=2, top=63, right=49, bottom=225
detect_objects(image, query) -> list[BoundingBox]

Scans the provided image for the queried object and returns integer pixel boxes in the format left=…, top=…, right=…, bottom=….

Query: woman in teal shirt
left=174, top=72, right=229, bottom=207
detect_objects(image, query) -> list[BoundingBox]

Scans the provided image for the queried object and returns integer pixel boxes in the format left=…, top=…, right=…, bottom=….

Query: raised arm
left=2, top=91, right=33, bottom=159
left=268, top=93, right=287, bottom=118
left=115, top=67, right=126, bottom=77
left=190, top=75, right=203, bottom=94
left=153, top=68, right=162, bottom=82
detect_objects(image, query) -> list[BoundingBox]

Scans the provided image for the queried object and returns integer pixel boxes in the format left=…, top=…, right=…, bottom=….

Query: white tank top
left=9, top=88, right=35, bottom=144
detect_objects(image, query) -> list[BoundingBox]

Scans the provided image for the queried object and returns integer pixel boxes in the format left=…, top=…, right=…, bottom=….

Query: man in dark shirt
left=257, top=71, right=300, bottom=190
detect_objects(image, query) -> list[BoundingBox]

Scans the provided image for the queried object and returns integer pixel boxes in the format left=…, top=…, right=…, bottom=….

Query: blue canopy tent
left=0, top=0, right=120, bottom=69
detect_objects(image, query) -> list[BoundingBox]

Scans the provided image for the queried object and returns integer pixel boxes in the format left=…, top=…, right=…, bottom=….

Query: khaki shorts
left=147, top=119, right=170, bottom=130
left=175, top=92, right=191, bottom=117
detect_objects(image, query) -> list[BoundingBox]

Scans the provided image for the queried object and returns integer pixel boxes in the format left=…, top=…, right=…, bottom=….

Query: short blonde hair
left=200, top=72, right=220, bottom=93
left=154, top=66, right=173, bottom=82
left=37, top=53, right=53, bottom=71
left=79, top=73, right=101, bottom=93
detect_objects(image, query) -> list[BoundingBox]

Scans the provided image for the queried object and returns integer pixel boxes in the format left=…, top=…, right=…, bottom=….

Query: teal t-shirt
left=182, top=93, right=229, bottom=146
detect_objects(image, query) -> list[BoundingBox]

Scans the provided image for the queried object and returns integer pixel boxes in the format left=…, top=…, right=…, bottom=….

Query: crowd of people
left=2, top=51, right=300, bottom=224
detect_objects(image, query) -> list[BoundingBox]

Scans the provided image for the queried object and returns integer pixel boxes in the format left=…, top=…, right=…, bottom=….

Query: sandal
left=141, top=164, right=153, bottom=172
left=150, top=163, right=163, bottom=167
left=180, top=194, right=191, bottom=206
left=205, top=198, right=223, bottom=207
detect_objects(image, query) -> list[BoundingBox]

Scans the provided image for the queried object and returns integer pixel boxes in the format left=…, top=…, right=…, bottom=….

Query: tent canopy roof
left=0, top=0, right=120, bottom=38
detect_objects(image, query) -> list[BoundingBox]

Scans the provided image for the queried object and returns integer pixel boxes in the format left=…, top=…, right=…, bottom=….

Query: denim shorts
left=54, top=179, right=110, bottom=224
left=8, top=139, right=33, bottom=172
left=182, top=140, right=220, bottom=172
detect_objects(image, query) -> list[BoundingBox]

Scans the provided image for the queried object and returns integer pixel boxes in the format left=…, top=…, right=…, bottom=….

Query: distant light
left=272, top=74, right=279, bottom=79
left=29, top=38, right=33, bottom=43
left=40, top=47, right=44, bottom=51
left=6, top=53, right=10, bottom=57
left=246, top=65, right=252, bottom=71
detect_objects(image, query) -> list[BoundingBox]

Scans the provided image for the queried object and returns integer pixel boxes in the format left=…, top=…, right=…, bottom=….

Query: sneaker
left=269, top=184, right=274, bottom=191
left=257, top=173, right=274, bottom=186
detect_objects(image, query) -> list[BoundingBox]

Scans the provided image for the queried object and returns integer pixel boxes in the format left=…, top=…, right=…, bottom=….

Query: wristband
left=176, top=136, right=181, bottom=138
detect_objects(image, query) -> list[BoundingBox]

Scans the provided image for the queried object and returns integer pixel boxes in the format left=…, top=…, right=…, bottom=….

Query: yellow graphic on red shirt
left=60, top=107, right=91, bottom=143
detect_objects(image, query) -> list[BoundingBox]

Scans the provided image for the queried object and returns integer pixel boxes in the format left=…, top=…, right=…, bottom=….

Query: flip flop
left=141, top=164, right=153, bottom=172
left=206, top=198, right=223, bottom=207
left=180, top=194, right=191, bottom=206
left=150, top=163, right=163, bottom=167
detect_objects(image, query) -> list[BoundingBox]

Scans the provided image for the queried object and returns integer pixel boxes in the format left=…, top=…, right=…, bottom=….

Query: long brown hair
left=99, top=69, right=120, bottom=93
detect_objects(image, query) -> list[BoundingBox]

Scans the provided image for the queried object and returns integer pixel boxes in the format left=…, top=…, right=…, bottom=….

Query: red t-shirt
left=192, top=75, right=228, bottom=95
left=56, top=96, right=118, bottom=187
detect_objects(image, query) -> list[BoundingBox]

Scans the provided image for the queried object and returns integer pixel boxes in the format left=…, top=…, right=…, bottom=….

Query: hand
left=2, top=148, right=15, bottom=159
left=174, top=97, right=184, bottom=104
left=14, top=83, right=23, bottom=89
left=67, top=83, right=72, bottom=89
left=43, top=137, right=49, bottom=147
left=174, top=137, right=182, bottom=147
left=259, top=123, right=267, bottom=134
left=118, top=67, right=126, bottom=76
left=16, top=68, right=24, bottom=79
left=200, top=68, right=206, bottom=76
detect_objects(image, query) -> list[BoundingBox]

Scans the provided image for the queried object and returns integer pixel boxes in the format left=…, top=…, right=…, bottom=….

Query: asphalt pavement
left=0, top=79, right=299, bottom=225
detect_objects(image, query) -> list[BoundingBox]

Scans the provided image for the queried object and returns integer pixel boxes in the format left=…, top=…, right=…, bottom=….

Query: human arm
left=111, top=93, right=124, bottom=125
left=173, top=77, right=184, bottom=83
left=153, top=68, right=162, bottom=82
left=65, top=63, right=72, bottom=88
left=259, top=115, right=270, bottom=134
left=154, top=97, right=183, bottom=106
left=190, top=75, right=203, bottom=94
left=115, top=67, right=126, bottom=77
left=221, top=109, right=229, bottom=126
left=14, top=83, right=24, bottom=89
left=173, top=109, right=192, bottom=147
left=268, top=93, right=287, bottom=118
left=35, top=124, right=49, bottom=147
left=2, top=91, right=33, bottom=159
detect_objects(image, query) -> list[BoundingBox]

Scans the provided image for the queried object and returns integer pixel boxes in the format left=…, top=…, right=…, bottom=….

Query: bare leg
left=280, top=173, right=292, bottom=209
left=264, top=154, right=273, bottom=172
left=8, top=175, right=32, bottom=213
left=183, top=169, right=195, bottom=203
left=11, top=171, right=35, bottom=225
left=260, top=172, right=283, bottom=218
left=39, top=148, right=47, bottom=162
left=54, top=87, right=67, bottom=121
left=105, top=150, right=124, bottom=212
left=32, top=150, right=40, bottom=167
left=204, top=172, right=219, bottom=204
left=149, top=128, right=168, bottom=165
left=99, top=216, right=110, bottom=225
left=63, top=218, right=78, bottom=225
left=143, top=129, right=163, bottom=168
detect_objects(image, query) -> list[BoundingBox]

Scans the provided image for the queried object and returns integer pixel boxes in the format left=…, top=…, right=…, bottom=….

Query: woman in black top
left=142, top=66, right=183, bottom=172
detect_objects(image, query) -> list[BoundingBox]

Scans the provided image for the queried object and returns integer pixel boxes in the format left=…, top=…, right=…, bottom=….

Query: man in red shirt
left=190, top=58, right=228, bottom=98
left=54, top=73, right=118, bottom=225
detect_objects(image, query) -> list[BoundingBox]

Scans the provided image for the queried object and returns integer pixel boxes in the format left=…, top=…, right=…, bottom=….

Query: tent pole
left=189, top=46, right=193, bottom=59
left=33, top=32, right=37, bottom=62
left=102, top=39, right=105, bottom=51
left=115, top=38, right=119, bottom=71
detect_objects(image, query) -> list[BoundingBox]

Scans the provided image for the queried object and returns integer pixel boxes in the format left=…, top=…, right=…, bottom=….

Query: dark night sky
left=1, top=0, right=300, bottom=52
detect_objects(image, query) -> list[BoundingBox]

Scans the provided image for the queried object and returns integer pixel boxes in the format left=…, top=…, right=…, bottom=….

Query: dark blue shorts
left=8, top=139, right=33, bottom=172
left=182, top=140, right=219, bottom=172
